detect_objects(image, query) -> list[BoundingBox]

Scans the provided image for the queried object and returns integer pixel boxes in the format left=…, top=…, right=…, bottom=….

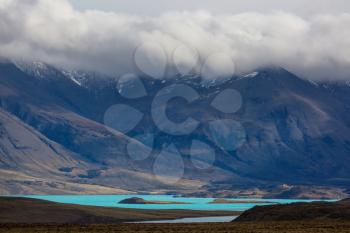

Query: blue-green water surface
left=19, top=195, right=330, bottom=211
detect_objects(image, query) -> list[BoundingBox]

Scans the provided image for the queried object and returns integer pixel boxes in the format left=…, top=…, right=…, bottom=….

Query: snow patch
left=244, top=72, right=259, bottom=78
left=62, top=70, right=82, bottom=86
left=307, top=79, right=319, bottom=86
left=14, top=61, right=49, bottom=79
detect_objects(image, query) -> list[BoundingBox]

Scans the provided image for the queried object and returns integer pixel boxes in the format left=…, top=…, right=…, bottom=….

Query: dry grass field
left=0, top=197, right=238, bottom=224
left=2, top=197, right=350, bottom=233
left=1, top=221, right=350, bottom=233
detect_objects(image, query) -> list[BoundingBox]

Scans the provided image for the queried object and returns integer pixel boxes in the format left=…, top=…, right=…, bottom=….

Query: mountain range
left=0, top=59, right=350, bottom=198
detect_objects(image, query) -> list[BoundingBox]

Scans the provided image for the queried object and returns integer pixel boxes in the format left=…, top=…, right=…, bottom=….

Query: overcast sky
left=69, top=0, right=349, bottom=16
left=1, top=0, right=350, bottom=80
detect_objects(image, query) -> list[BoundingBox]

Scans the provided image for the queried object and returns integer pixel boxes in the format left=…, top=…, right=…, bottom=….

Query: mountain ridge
left=0, top=60, right=349, bottom=198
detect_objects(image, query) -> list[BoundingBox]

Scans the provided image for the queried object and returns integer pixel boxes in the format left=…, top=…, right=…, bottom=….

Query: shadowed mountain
left=0, top=61, right=205, bottom=194
left=0, top=60, right=350, bottom=197
left=0, top=107, right=132, bottom=194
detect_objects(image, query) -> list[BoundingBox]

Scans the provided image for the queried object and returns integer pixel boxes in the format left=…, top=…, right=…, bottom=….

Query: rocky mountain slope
left=0, top=60, right=350, bottom=197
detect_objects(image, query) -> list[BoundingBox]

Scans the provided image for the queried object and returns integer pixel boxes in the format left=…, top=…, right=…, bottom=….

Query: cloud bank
left=1, top=0, right=350, bottom=80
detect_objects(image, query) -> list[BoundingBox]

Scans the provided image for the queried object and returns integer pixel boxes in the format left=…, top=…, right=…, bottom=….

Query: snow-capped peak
left=14, top=60, right=51, bottom=79
left=14, top=60, right=90, bottom=87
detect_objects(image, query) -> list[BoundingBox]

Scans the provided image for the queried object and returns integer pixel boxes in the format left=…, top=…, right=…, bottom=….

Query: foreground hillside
left=236, top=199, right=350, bottom=221
left=0, top=197, right=237, bottom=224
left=1, top=197, right=350, bottom=232
left=1, top=221, right=350, bottom=233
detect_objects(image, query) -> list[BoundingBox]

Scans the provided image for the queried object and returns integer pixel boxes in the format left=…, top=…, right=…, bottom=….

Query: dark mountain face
left=0, top=60, right=350, bottom=197
left=228, top=69, right=350, bottom=184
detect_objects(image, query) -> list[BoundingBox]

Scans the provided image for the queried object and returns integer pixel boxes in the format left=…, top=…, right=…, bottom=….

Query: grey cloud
left=1, top=0, right=350, bottom=80
left=69, top=0, right=350, bottom=17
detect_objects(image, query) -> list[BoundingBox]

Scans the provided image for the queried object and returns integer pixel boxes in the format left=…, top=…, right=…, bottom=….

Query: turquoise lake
left=20, top=195, right=325, bottom=211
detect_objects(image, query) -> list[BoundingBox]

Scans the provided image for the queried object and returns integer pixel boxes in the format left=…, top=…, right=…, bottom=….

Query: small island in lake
left=118, top=197, right=190, bottom=204
left=209, top=199, right=278, bottom=204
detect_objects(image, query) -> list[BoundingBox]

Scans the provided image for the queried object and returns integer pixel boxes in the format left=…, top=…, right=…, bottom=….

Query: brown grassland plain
left=2, top=197, right=350, bottom=232
left=1, top=221, right=350, bottom=233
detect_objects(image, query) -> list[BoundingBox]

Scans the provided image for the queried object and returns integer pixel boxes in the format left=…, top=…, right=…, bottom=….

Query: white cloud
left=1, top=0, right=350, bottom=80
left=69, top=0, right=350, bottom=17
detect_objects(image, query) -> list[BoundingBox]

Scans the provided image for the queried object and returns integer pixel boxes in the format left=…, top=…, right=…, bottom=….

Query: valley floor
left=1, top=221, right=350, bottom=233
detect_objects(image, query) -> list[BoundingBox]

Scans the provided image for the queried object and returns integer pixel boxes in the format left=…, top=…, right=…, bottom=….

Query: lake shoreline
left=1, top=197, right=349, bottom=232
left=0, top=197, right=240, bottom=224
left=118, top=197, right=189, bottom=205
left=131, top=215, right=237, bottom=223
left=16, top=194, right=322, bottom=211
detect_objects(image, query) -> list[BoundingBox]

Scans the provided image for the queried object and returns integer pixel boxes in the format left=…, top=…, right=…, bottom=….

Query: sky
left=69, top=0, right=349, bottom=16
left=0, top=0, right=350, bottom=80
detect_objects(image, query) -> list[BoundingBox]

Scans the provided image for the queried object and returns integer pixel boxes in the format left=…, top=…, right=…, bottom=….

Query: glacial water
left=20, top=195, right=323, bottom=211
